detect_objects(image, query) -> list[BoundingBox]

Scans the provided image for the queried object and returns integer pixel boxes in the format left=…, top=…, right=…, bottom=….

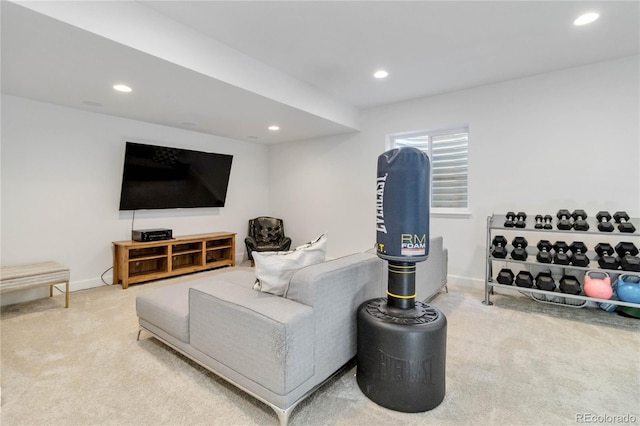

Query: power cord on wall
left=97, top=211, right=136, bottom=287
left=100, top=210, right=136, bottom=287
left=101, top=266, right=113, bottom=286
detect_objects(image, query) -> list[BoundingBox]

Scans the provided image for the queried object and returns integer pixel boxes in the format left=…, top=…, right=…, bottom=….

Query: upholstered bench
left=0, top=261, right=70, bottom=308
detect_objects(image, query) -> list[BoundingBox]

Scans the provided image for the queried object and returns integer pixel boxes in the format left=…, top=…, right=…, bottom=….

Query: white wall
left=1, top=95, right=269, bottom=305
left=269, top=56, right=640, bottom=286
left=2, top=56, right=638, bottom=306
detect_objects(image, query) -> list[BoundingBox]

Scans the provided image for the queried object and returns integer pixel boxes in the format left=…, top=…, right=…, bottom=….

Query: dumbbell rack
left=484, top=213, right=640, bottom=309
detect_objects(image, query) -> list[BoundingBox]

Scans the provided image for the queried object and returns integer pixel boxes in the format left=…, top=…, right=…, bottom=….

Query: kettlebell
left=583, top=271, right=613, bottom=300
left=617, top=275, right=640, bottom=304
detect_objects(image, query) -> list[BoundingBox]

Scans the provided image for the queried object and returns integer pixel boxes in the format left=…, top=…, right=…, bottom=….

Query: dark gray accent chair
left=245, top=217, right=292, bottom=264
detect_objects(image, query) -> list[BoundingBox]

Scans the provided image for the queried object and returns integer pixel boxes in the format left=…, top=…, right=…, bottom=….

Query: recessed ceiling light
left=374, top=70, right=389, bottom=79
left=113, top=84, right=132, bottom=93
left=574, top=12, right=599, bottom=26
left=268, top=125, right=280, bottom=131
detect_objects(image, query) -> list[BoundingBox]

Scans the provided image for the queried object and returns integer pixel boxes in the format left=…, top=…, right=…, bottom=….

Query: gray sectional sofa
left=136, top=237, right=447, bottom=425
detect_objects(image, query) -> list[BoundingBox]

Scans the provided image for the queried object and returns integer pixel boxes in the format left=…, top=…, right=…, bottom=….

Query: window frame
left=387, top=127, right=471, bottom=217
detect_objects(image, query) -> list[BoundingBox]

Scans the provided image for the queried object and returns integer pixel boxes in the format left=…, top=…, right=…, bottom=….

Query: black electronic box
left=132, top=228, right=173, bottom=242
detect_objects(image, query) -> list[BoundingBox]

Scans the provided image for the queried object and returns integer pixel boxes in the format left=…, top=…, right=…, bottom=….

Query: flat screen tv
left=119, top=142, right=233, bottom=210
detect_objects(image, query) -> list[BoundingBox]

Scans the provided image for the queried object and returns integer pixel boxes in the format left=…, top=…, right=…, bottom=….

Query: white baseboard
left=1, top=270, right=485, bottom=307
left=446, top=274, right=485, bottom=289
left=66, top=277, right=108, bottom=292
left=1, top=276, right=111, bottom=307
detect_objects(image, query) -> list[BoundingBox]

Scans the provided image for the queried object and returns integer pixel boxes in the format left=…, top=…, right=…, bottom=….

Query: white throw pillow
left=253, top=234, right=327, bottom=296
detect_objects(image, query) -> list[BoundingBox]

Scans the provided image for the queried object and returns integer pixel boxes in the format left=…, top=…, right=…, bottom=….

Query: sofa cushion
left=136, top=281, right=193, bottom=343
left=253, top=234, right=327, bottom=296
left=136, top=270, right=256, bottom=343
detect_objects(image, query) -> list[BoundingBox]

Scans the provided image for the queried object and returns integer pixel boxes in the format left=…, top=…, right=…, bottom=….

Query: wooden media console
left=112, top=232, right=235, bottom=289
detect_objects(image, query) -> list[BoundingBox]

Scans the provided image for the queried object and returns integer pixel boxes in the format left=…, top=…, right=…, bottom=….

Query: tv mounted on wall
left=118, top=142, right=233, bottom=210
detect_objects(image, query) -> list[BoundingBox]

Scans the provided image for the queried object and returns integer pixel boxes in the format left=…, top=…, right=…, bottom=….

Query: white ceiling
left=141, top=1, right=640, bottom=108
left=2, top=1, right=639, bottom=144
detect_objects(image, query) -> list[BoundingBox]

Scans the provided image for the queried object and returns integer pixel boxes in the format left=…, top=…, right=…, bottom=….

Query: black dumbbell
left=515, top=271, right=534, bottom=288
left=496, top=268, right=515, bottom=285
left=491, top=236, right=508, bottom=258
left=571, top=210, right=589, bottom=231
left=556, top=209, right=572, bottom=230
left=536, top=240, right=553, bottom=263
left=596, top=211, right=614, bottom=232
left=613, top=211, right=636, bottom=233
left=569, top=241, right=590, bottom=267
left=553, top=241, right=571, bottom=265
left=534, top=215, right=544, bottom=229
left=615, top=242, right=640, bottom=271
left=559, top=275, right=581, bottom=295
left=504, top=212, right=516, bottom=227
left=534, top=215, right=552, bottom=230
left=535, top=272, right=556, bottom=291
left=511, top=237, right=528, bottom=261
left=594, top=243, right=620, bottom=270
left=515, top=212, right=527, bottom=228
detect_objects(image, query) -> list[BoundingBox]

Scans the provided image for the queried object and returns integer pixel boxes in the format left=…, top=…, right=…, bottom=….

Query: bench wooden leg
left=49, top=282, right=70, bottom=308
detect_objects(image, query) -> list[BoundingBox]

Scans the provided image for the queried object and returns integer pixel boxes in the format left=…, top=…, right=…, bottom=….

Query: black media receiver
left=132, top=228, right=173, bottom=242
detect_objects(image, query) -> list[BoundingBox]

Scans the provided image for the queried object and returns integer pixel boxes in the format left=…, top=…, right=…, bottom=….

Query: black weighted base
left=357, top=298, right=447, bottom=412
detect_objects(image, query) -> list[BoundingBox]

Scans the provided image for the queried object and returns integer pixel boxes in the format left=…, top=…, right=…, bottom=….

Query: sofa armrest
left=415, top=236, right=448, bottom=300
left=368, top=236, right=448, bottom=300
left=188, top=281, right=314, bottom=396
left=244, top=236, right=258, bottom=250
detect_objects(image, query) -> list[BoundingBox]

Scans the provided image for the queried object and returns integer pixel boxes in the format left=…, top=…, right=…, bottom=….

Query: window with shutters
left=389, top=128, right=469, bottom=215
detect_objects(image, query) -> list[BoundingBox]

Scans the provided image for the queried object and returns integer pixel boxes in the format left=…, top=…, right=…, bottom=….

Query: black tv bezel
left=118, top=141, right=233, bottom=211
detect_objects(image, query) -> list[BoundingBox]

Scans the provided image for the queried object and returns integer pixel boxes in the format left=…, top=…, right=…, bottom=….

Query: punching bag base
left=356, top=298, right=447, bottom=413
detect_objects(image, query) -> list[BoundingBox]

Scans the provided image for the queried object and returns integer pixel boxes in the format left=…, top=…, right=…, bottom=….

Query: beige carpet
left=1, top=267, right=639, bottom=426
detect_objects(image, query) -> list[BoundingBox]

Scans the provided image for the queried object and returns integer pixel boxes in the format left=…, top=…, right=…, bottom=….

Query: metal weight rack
left=483, top=213, right=640, bottom=310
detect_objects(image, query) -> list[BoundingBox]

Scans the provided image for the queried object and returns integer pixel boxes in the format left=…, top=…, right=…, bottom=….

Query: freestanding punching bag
left=357, top=147, right=447, bottom=412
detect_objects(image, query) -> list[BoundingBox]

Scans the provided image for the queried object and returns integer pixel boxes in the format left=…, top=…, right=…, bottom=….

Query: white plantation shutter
left=431, top=132, right=468, bottom=208
left=391, top=129, right=469, bottom=212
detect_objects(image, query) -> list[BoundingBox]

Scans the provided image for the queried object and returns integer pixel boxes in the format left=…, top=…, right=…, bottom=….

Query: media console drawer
left=112, top=232, right=235, bottom=289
